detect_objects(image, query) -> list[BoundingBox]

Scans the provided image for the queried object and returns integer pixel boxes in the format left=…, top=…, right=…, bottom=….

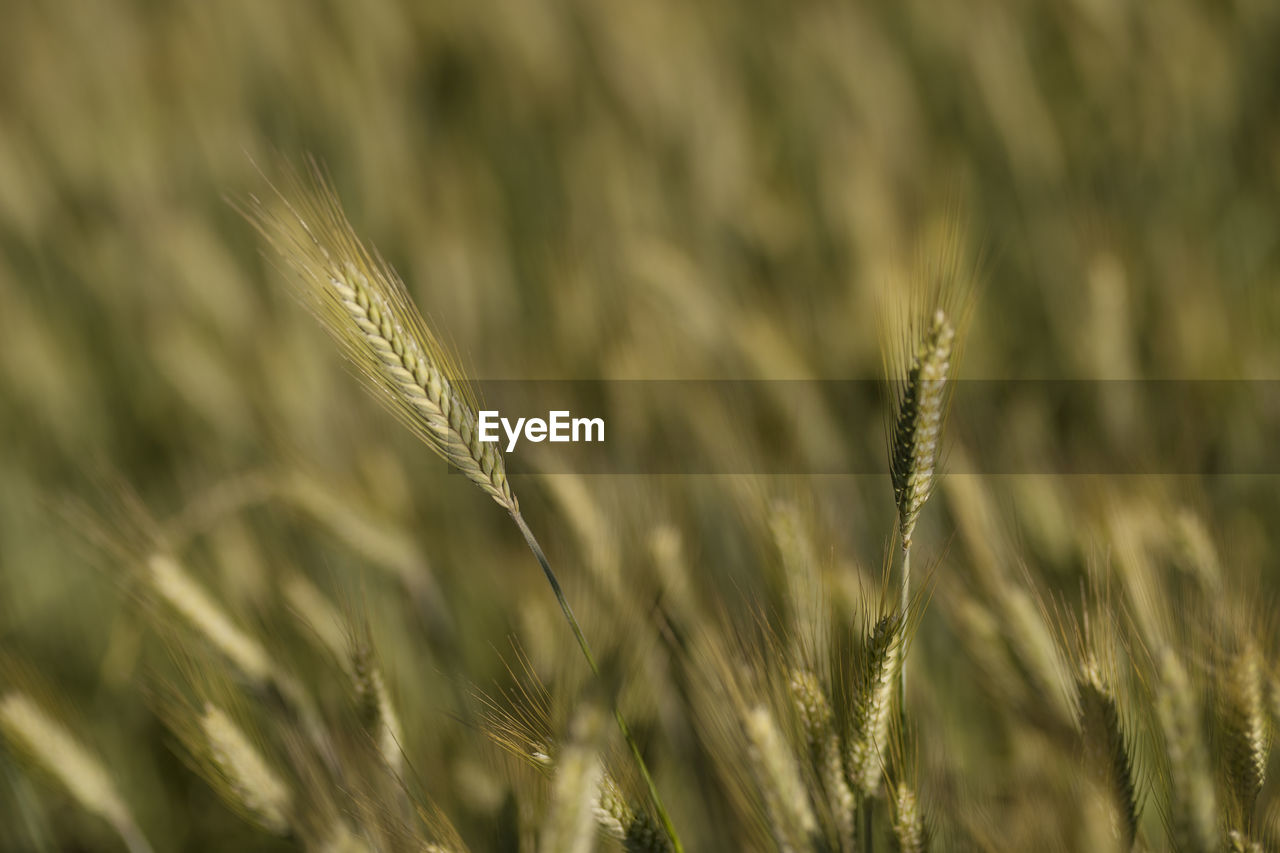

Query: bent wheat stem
left=513, top=511, right=683, bottom=852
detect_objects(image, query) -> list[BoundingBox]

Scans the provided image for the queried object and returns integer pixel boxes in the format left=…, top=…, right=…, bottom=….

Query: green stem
left=512, top=510, right=684, bottom=853
left=862, top=797, right=875, bottom=853
left=898, top=546, right=910, bottom=736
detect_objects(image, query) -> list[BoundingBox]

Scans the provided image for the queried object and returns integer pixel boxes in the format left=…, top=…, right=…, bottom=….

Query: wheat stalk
left=244, top=160, right=681, bottom=851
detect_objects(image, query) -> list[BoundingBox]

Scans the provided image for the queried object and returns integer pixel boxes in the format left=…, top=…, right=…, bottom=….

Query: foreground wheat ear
left=887, top=306, right=955, bottom=726
left=240, top=160, right=682, bottom=851
left=890, top=308, right=954, bottom=558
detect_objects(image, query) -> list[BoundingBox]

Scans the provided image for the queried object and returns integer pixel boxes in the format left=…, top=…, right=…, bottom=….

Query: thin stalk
left=899, top=546, right=910, bottom=725
left=511, top=510, right=684, bottom=853
left=862, top=797, right=875, bottom=853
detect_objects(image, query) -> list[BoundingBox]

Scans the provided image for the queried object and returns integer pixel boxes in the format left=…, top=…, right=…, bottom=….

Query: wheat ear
left=840, top=614, right=904, bottom=798
left=889, top=309, right=954, bottom=723
left=350, top=640, right=405, bottom=777
left=244, top=161, right=680, bottom=851
left=595, top=774, right=675, bottom=853
left=1220, top=641, right=1269, bottom=830
left=890, top=309, right=954, bottom=555
left=0, top=692, right=153, bottom=853
left=1076, top=657, right=1138, bottom=849
left=199, top=702, right=293, bottom=836
left=1155, top=649, right=1216, bottom=853
left=541, top=708, right=607, bottom=853
left=889, top=780, right=926, bottom=853
left=789, top=669, right=856, bottom=849
left=743, top=703, right=818, bottom=853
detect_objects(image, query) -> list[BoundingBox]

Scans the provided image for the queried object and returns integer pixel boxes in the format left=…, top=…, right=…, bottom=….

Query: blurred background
left=2, top=0, right=1280, bottom=850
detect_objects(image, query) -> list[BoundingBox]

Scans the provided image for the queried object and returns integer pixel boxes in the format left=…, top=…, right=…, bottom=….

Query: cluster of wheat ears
left=1, top=165, right=1277, bottom=853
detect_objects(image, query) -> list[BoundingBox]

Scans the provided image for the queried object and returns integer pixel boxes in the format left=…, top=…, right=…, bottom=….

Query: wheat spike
left=842, top=615, right=904, bottom=798
left=147, top=553, right=274, bottom=685
left=199, top=702, right=292, bottom=836
left=743, top=703, right=817, bottom=852
left=596, top=774, right=675, bottom=853
left=1220, top=641, right=1269, bottom=829
left=1155, top=649, right=1216, bottom=853
left=890, top=781, right=927, bottom=853
left=890, top=309, right=954, bottom=554
left=244, top=164, right=515, bottom=513
left=789, top=669, right=856, bottom=849
left=0, top=692, right=153, bottom=853
left=351, top=641, right=405, bottom=777
left=541, top=709, right=606, bottom=853
left=1076, top=658, right=1138, bottom=849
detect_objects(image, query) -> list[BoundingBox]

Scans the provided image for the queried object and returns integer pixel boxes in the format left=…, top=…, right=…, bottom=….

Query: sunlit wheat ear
left=889, top=309, right=954, bottom=554
left=148, top=553, right=273, bottom=686
left=742, top=703, right=817, bottom=853
left=595, top=774, right=675, bottom=853
left=243, top=165, right=515, bottom=514
left=890, top=780, right=926, bottom=853
left=1155, top=649, right=1216, bottom=853
left=199, top=702, right=293, bottom=836
left=0, top=692, right=153, bottom=853
left=1219, top=641, right=1269, bottom=829
left=789, top=669, right=855, bottom=850
left=1076, top=656, right=1138, bottom=850
left=836, top=614, right=904, bottom=798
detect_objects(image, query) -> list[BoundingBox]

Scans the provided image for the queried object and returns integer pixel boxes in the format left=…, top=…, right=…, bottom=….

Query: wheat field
left=1, top=0, right=1279, bottom=851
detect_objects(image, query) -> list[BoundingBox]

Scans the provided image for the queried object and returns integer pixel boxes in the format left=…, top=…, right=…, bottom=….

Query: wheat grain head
left=742, top=703, right=818, bottom=853
left=1154, top=648, right=1216, bottom=853
left=835, top=613, right=904, bottom=798
left=0, top=691, right=152, bottom=853
left=788, top=668, right=856, bottom=850
left=1076, top=656, right=1139, bottom=850
left=890, top=780, right=927, bottom=853
left=889, top=309, right=954, bottom=553
left=242, top=161, right=516, bottom=514
left=198, top=701, right=293, bottom=836
left=1219, top=640, right=1270, bottom=830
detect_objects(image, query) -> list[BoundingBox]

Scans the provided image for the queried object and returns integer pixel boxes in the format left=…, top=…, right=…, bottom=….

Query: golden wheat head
left=242, top=161, right=516, bottom=514
left=889, top=309, right=954, bottom=552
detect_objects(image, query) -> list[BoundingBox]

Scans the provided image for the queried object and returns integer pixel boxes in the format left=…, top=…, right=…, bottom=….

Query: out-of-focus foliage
left=1, top=0, right=1279, bottom=850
